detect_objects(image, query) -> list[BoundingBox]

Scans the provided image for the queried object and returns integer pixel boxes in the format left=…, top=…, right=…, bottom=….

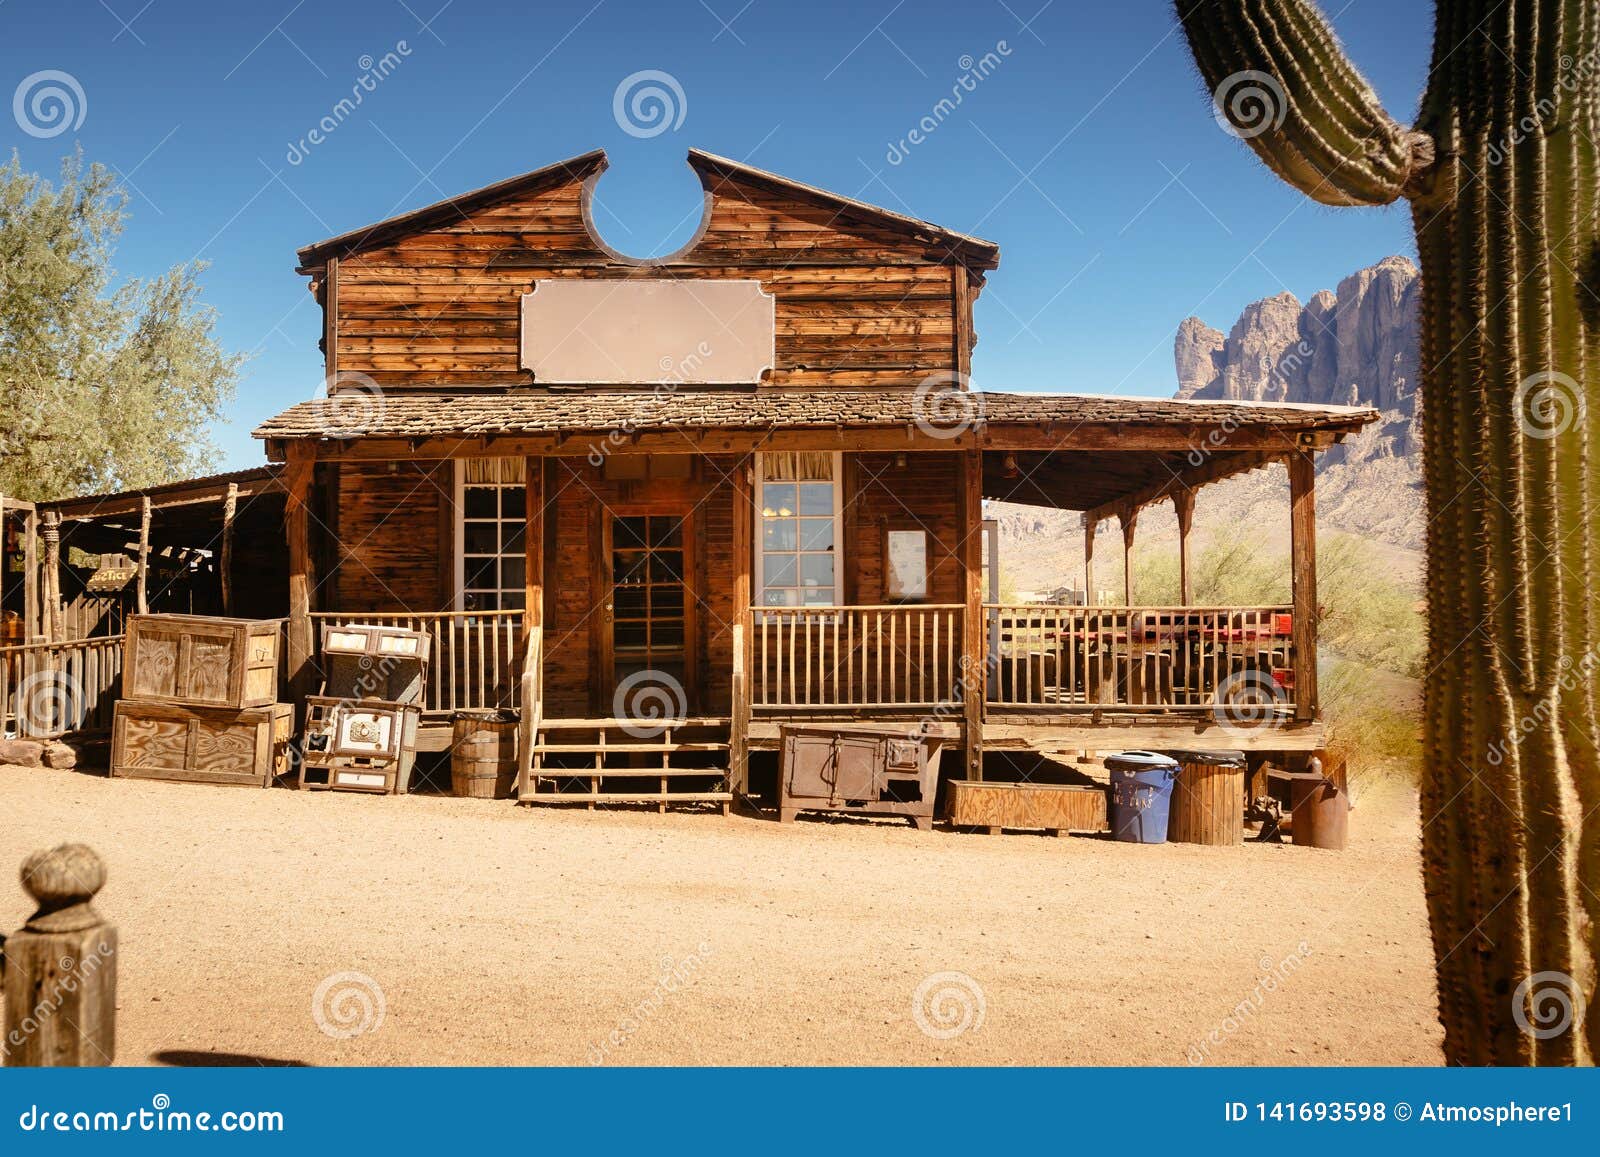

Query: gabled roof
left=294, top=148, right=1000, bottom=274
left=295, top=149, right=607, bottom=272
left=686, top=149, right=999, bottom=270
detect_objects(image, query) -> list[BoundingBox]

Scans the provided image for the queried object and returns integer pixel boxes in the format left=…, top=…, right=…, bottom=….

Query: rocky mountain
left=992, top=256, right=1428, bottom=599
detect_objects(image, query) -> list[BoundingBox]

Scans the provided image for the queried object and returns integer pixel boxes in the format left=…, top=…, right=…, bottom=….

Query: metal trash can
left=1106, top=751, right=1179, bottom=844
left=1165, top=750, right=1247, bottom=846
left=1289, top=755, right=1349, bottom=851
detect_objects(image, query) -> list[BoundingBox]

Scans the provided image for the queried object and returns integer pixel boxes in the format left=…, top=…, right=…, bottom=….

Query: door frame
left=593, top=502, right=699, bottom=716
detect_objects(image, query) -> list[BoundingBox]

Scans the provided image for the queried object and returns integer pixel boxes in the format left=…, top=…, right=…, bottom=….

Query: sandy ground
left=0, top=765, right=1444, bottom=1066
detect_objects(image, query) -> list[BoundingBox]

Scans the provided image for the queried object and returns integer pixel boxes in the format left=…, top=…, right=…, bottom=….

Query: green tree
left=1, top=152, right=241, bottom=501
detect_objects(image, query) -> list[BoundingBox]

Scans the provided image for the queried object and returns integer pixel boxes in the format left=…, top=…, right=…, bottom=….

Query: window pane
left=800, top=555, right=835, bottom=589
left=464, top=522, right=498, bottom=555
left=651, top=518, right=683, bottom=548
left=653, top=586, right=683, bottom=614
left=762, top=483, right=796, bottom=518
left=614, top=551, right=649, bottom=585
left=802, top=588, right=834, bottom=606
left=614, top=587, right=648, bottom=617
left=465, top=557, right=497, bottom=589
left=615, top=517, right=648, bottom=549
left=762, top=587, right=797, bottom=607
left=501, top=591, right=526, bottom=611
left=500, top=556, right=525, bottom=591
left=797, top=482, right=832, bottom=516
left=763, top=554, right=797, bottom=587
left=500, top=487, right=525, bottom=518
left=798, top=518, right=834, bottom=551
left=501, top=523, right=525, bottom=554
left=650, top=552, right=683, bottom=582
left=464, top=488, right=498, bottom=519
left=762, top=519, right=796, bottom=551
left=464, top=590, right=499, bottom=611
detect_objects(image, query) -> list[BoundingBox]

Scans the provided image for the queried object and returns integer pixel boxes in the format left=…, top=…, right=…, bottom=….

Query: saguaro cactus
left=1176, top=0, right=1597, bottom=1064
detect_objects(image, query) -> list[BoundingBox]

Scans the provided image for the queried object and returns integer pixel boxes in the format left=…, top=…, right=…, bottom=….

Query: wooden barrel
left=1165, top=751, right=1246, bottom=845
left=450, top=712, right=518, bottom=799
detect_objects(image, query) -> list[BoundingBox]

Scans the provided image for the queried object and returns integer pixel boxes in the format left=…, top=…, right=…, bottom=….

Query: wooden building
left=8, top=148, right=1377, bottom=809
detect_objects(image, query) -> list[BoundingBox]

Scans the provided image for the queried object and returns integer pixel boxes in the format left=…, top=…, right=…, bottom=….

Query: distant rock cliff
left=1174, top=254, right=1421, bottom=467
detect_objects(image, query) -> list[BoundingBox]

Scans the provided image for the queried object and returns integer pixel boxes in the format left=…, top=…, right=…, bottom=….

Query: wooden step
left=536, top=716, right=729, bottom=731
left=519, top=791, right=733, bottom=804
left=535, top=767, right=726, bottom=779
left=531, top=742, right=729, bottom=754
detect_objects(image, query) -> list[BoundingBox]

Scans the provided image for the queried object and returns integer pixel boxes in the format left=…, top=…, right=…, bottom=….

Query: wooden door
left=602, top=509, right=696, bottom=716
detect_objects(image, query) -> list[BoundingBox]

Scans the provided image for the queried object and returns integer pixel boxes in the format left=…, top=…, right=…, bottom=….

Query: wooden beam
left=40, top=510, right=62, bottom=643
left=23, top=509, right=38, bottom=641
left=960, top=446, right=985, bottom=780
left=951, top=264, right=972, bottom=381
left=1173, top=488, right=1196, bottom=606
left=283, top=443, right=317, bottom=710
left=729, top=454, right=754, bottom=799
left=1119, top=506, right=1138, bottom=606
left=219, top=482, right=238, bottom=615
left=1082, top=514, right=1096, bottom=606
left=135, top=497, right=152, bottom=616
left=1288, top=450, right=1318, bottom=721
left=323, top=255, right=340, bottom=383
left=518, top=454, right=546, bottom=797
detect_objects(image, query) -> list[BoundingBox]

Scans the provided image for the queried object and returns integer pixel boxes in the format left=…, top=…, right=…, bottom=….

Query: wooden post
left=959, top=446, right=985, bottom=781
left=135, top=497, right=152, bottom=616
left=1173, top=489, right=1196, bottom=606
left=23, top=508, right=38, bottom=641
left=1288, top=450, right=1318, bottom=720
left=322, top=256, right=340, bottom=383
left=517, top=456, right=545, bottom=798
left=729, top=455, right=754, bottom=802
left=219, top=482, right=238, bottom=615
left=1119, top=506, right=1138, bottom=606
left=1082, top=514, right=1096, bottom=605
left=283, top=443, right=317, bottom=710
left=40, top=510, right=61, bottom=643
left=3, top=844, right=117, bottom=1066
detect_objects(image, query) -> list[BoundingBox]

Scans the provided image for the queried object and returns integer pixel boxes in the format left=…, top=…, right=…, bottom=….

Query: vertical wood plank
left=1173, top=488, right=1195, bottom=607
left=283, top=444, right=317, bottom=713
left=135, top=497, right=152, bottom=616
left=40, top=511, right=61, bottom=644
left=1119, top=506, right=1137, bottom=608
left=959, top=446, right=984, bottom=781
left=729, top=455, right=753, bottom=796
left=518, top=455, right=545, bottom=795
left=1288, top=450, right=1318, bottom=721
left=219, top=482, right=238, bottom=615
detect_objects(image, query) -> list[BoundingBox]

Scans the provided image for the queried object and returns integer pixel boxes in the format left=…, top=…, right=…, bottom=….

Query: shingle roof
left=252, top=390, right=1377, bottom=441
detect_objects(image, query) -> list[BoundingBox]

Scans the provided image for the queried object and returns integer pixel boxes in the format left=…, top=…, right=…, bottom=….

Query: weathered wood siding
left=848, top=451, right=962, bottom=605
left=330, top=172, right=967, bottom=391
left=329, top=461, right=450, bottom=611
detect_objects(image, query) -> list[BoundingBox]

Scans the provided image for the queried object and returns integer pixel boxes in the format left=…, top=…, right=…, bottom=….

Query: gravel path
left=0, top=765, right=1443, bottom=1066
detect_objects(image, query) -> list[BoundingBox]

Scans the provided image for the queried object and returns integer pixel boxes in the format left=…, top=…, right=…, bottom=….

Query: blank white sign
left=520, top=279, right=775, bottom=385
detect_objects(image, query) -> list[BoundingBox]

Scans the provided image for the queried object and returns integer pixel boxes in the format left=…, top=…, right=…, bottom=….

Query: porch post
left=1173, top=489, right=1195, bottom=606
left=729, top=454, right=754, bottom=799
left=1082, top=514, right=1096, bottom=605
left=960, top=446, right=985, bottom=781
left=23, top=507, right=38, bottom=641
left=40, top=510, right=61, bottom=643
left=518, top=455, right=545, bottom=796
left=284, top=443, right=318, bottom=709
left=1288, top=450, right=1318, bottom=720
left=219, top=482, right=238, bottom=615
left=135, top=497, right=152, bottom=616
left=1119, top=505, right=1138, bottom=606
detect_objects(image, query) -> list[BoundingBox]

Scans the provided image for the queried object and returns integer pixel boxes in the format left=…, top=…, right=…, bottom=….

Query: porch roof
left=253, top=390, right=1376, bottom=444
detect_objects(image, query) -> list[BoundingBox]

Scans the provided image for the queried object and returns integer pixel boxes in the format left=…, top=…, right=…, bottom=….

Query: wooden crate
left=125, top=614, right=280, bottom=710
left=111, top=700, right=295, bottom=787
left=946, top=780, right=1108, bottom=835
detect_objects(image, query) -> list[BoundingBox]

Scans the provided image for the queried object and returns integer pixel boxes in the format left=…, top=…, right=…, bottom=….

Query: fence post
left=2, top=844, right=117, bottom=1066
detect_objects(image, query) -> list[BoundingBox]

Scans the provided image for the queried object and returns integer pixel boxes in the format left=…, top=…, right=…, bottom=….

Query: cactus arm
left=1175, top=0, right=1432, bottom=206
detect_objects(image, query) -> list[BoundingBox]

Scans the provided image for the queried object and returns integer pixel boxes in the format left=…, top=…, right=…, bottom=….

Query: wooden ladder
left=519, top=717, right=733, bottom=813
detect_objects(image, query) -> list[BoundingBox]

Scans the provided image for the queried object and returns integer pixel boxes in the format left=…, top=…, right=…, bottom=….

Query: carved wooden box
left=124, top=614, right=281, bottom=710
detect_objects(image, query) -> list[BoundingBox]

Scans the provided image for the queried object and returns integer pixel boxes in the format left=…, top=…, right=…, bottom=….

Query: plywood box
left=125, top=614, right=281, bottom=710
left=946, top=780, right=1108, bottom=835
left=111, top=700, right=295, bottom=787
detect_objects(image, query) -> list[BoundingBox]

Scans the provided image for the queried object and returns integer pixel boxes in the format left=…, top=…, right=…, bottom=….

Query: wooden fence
left=752, top=604, right=965, bottom=710
left=311, top=611, right=522, bottom=714
left=0, top=636, right=125, bottom=739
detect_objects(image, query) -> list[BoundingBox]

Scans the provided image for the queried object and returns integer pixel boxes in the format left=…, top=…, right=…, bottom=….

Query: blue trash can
left=1106, top=751, right=1180, bottom=844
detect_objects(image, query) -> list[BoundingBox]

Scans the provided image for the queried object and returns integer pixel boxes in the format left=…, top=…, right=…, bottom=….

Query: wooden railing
left=312, top=611, right=522, bottom=714
left=986, top=604, right=1296, bottom=714
left=1, top=635, right=124, bottom=739
left=753, top=604, right=964, bottom=710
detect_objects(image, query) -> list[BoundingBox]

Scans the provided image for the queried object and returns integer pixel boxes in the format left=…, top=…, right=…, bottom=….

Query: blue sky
left=4, top=0, right=1431, bottom=467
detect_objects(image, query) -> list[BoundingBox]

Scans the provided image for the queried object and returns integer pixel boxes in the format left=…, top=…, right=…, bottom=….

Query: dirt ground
left=0, top=764, right=1444, bottom=1066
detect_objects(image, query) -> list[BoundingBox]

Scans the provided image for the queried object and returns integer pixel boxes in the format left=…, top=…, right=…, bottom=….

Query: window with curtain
left=757, top=452, right=839, bottom=607
left=458, top=457, right=526, bottom=611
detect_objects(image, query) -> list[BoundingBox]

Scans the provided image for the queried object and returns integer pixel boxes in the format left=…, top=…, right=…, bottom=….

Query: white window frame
left=453, top=459, right=527, bottom=613
left=754, top=451, right=844, bottom=609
